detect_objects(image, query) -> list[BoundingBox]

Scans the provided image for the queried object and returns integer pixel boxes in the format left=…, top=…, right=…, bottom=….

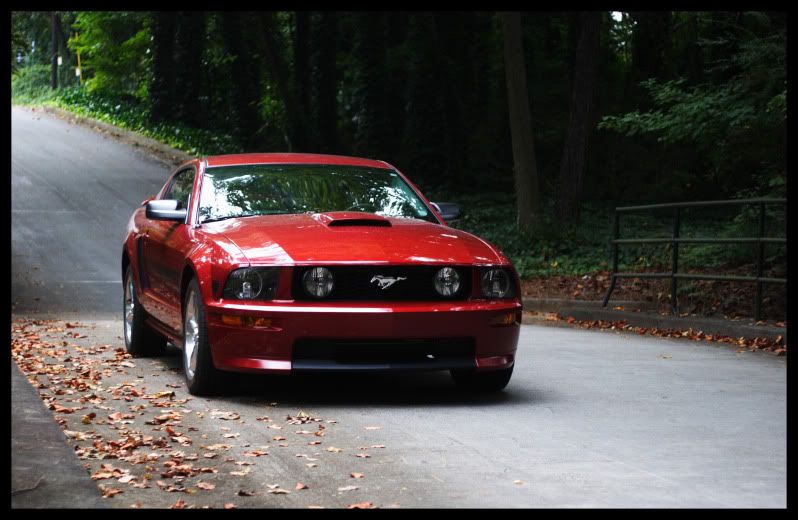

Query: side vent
left=328, top=219, right=391, bottom=228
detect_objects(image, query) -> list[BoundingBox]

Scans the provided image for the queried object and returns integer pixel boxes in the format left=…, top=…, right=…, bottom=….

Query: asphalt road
left=10, top=106, right=787, bottom=507
left=11, top=106, right=170, bottom=316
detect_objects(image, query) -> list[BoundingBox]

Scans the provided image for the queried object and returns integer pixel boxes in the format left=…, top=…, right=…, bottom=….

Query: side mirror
left=431, top=202, right=462, bottom=222
left=146, top=199, right=188, bottom=222
left=141, top=196, right=155, bottom=206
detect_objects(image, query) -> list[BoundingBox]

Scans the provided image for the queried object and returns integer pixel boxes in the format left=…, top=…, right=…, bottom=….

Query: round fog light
left=434, top=267, right=461, bottom=297
left=481, top=269, right=511, bottom=298
left=303, top=267, right=334, bottom=298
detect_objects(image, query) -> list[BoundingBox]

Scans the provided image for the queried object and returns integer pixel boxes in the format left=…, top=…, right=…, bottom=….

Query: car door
left=143, top=167, right=196, bottom=331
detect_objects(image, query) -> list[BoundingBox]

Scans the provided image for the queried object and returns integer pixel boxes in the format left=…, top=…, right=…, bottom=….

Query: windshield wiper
left=201, top=212, right=288, bottom=224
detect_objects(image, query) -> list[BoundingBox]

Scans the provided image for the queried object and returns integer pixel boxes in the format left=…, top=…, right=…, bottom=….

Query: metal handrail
left=602, top=198, right=787, bottom=320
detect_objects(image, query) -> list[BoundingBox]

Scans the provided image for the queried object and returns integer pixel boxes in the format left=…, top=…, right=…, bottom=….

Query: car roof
left=204, top=153, right=392, bottom=170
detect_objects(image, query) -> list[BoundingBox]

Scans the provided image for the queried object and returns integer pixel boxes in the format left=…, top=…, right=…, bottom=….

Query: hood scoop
left=313, top=211, right=392, bottom=228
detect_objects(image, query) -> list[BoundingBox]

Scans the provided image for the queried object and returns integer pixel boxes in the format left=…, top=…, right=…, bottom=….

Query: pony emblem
left=370, top=275, right=407, bottom=290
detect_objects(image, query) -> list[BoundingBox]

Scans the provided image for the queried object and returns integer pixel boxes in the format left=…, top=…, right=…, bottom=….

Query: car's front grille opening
left=292, top=338, right=476, bottom=372
left=292, top=265, right=472, bottom=301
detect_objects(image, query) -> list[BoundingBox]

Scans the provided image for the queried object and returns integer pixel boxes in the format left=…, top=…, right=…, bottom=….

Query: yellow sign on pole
left=75, top=32, right=83, bottom=85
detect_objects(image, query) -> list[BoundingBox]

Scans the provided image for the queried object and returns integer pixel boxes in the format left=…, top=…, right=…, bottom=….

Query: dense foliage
left=11, top=11, right=786, bottom=278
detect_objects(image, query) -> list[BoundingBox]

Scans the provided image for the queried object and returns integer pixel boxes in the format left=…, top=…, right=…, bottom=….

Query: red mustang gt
left=122, top=153, right=521, bottom=395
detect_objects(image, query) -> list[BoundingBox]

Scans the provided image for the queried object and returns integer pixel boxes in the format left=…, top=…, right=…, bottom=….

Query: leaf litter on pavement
left=11, top=318, right=391, bottom=508
left=543, top=313, right=788, bottom=355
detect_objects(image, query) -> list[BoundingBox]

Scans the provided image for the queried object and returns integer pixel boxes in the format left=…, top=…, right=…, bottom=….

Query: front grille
left=292, top=337, right=476, bottom=372
left=292, top=265, right=471, bottom=301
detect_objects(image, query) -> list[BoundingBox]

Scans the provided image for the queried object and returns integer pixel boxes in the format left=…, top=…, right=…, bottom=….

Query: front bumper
left=204, top=299, right=521, bottom=374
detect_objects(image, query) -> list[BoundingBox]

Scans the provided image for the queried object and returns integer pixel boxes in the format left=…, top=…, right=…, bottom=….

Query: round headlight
left=481, top=269, right=511, bottom=298
left=433, top=267, right=461, bottom=297
left=303, top=267, right=334, bottom=298
left=226, top=268, right=263, bottom=299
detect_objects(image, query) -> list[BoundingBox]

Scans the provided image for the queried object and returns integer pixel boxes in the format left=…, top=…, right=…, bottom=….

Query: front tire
left=123, top=265, right=166, bottom=357
left=182, top=278, right=222, bottom=395
left=451, top=365, right=513, bottom=393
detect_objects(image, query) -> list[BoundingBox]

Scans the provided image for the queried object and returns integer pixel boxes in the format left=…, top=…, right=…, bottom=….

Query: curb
left=522, top=298, right=657, bottom=313
left=23, top=104, right=192, bottom=167
left=522, top=298, right=786, bottom=342
left=11, top=362, right=108, bottom=508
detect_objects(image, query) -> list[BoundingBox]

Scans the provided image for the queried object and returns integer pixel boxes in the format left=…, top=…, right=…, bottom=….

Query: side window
left=164, top=168, right=195, bottom=209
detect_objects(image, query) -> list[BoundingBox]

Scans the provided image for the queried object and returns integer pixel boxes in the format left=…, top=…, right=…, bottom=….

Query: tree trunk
left=50, top=12, right=58, bottom=89
left=628, top=11, right=672, bottom=103
left=173, top=12, right=206, bottom=128
left=310, top=12, right=339, bottom=153
left=500, top=12, right=540, bottom=230
left=352, top=12, right=391, bottom=159
left=259, top=12, right=311, bottom=151
left=149, top=12, right=177, bottom=124
left=556, top=12, right=601, bottom=224
left=294, top=12, right=313, bottom=147
left=402, top=13, right=447, bottom=186
left=221, top=12, right=264, bottom=151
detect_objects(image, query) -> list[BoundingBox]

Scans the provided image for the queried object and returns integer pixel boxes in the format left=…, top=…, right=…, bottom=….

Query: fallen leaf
left=197, top=482, right=215, bottom=490
left=146, top=391, right=175, bottom=400
left=338, top=485, right=359, bottom=492
left=64, top=430, right=89, bottom=441
left=296, top=482, right=309, bottom=490
left=347, top=502, right=374, bottom=509
left=204, top=443, right=231, bottom=451
left=351, top=472, right=364, bottom=479
left=364, top=426, right=381, bottom=430
left=99, top=484, right=123, bottom=498
left=170, top=499, right=187, bottom=509
left=211, top=410, right=241, bottom=421
left=326, top=446, right=343, bottom=453
left=224, top=503, right=236, bottom=509
left=237, top=490, right=256, bottom=497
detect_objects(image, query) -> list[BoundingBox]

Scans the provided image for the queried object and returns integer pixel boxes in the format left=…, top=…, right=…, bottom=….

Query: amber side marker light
left=489, top=311, right=520, bottom=326
left=221, top=315, right=272, bottom=327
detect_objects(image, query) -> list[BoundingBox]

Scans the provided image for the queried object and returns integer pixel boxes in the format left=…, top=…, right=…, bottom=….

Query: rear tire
left=451, top=365, right=513, bottom=393
left=123, top=265, right=166, bottom=357
left=182, top=277, right=223, bottom=396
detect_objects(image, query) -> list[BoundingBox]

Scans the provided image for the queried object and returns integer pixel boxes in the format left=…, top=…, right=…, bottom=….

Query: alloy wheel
left=184, top=287, right=200, bottom=380
left=124, top=272, right=135, bottom=345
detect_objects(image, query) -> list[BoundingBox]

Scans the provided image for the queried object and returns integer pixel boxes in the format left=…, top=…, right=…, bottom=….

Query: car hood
left=200, top=212, right=507, bottom=265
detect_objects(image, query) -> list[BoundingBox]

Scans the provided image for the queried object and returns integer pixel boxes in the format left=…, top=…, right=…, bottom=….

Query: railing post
left=670, top=207, right=680, bottom=315
left=602, top=210, right=620, bottom=307
left=755, top=202, right=766, bottom=321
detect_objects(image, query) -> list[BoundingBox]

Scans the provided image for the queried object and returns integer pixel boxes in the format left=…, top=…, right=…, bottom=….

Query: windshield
left=198, top=164, right=437, bottom=223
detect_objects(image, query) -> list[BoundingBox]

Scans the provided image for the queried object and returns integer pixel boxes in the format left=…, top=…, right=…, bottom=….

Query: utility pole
left=50, top=12, right=58, bottom=89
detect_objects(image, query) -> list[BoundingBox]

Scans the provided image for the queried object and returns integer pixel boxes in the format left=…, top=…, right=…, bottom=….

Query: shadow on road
left=158, top=345, right=539, bottom=408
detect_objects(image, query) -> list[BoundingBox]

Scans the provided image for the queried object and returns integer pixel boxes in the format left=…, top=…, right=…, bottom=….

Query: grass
left=13, top=68, right=241, bottom=157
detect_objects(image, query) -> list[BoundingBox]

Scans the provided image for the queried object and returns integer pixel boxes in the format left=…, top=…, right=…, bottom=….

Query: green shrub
left=11, top=64, right=56, bottom=103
